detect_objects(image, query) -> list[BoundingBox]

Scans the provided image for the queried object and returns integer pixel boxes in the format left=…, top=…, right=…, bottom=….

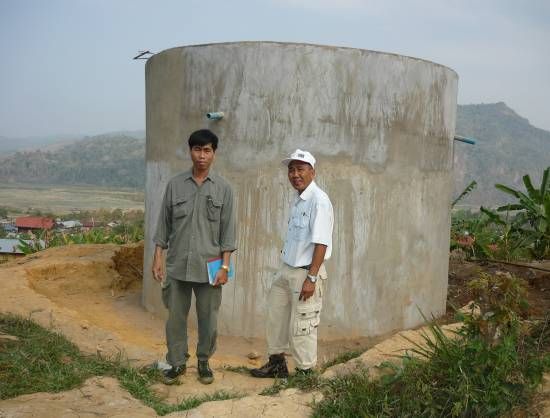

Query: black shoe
left=250, top=354, right=289, bottom=378
left=198, top=360, right=214, bottom=384
left=162, top=364, right=186, bottom=385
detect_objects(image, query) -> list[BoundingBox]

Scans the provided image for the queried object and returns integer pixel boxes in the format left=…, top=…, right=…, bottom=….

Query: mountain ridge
left=0, top=103, right=548, bottom=207
left=453, top=102, right=550, bottom=207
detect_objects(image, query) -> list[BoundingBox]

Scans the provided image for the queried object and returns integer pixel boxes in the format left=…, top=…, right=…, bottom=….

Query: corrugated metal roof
left=60, top=220, right=82, bottom=228
left=15, top=217, right=54, bottom=230
left=0, top=239, right=25, bottom=254
left=0, top=239, right=45, bottom=254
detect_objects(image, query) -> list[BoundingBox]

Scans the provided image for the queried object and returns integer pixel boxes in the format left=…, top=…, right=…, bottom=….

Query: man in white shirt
left=251, top=149, right=334, bottom=378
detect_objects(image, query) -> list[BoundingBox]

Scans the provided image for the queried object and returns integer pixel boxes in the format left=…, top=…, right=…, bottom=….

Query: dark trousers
left=162, top=279, right=222, bottom=367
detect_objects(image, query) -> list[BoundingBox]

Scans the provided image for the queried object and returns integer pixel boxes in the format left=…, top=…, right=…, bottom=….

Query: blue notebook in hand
left=206, top=257, right=234, bottom=285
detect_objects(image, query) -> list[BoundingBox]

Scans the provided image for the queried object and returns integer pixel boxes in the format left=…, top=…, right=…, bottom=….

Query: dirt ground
left=0, top=244, right=548, bottom=417
left=0, top=244, right=378, bottom=405
left=446, top=251, right=550, bottom=321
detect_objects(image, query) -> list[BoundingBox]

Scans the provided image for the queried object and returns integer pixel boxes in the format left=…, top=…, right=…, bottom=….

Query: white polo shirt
left=281, top=181, right=334, bottom=267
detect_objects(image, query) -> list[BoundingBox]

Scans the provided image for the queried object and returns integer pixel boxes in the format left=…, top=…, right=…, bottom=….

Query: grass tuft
left=320, top=349, right=363, bottom=372
left=153, top=390, right=243, bottom=415
left=259, top=370, right=324, bottom=396
left=0, top=313, right=242, bottom=415
left=0, top=313, right=114, bottom=399
left=222, top=364, right=253, bottom=374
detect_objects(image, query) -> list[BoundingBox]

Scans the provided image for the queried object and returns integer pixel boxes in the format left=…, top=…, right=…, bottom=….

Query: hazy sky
left=1, top=0, right=549, bottom=137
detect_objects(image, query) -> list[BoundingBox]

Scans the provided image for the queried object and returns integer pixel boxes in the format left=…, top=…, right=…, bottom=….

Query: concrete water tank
left=143, top=42, right=458, bottom=339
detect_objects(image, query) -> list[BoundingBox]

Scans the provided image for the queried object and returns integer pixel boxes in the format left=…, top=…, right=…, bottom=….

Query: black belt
left=299, top=265, right=311, bottom=270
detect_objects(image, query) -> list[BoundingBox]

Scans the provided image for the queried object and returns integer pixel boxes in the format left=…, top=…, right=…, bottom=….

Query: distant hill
left=0, top=130, right=145, bottom=155
left=454, top=102, right=550, bottom=207
left=0, top=134, right=81, bottom=155
left=0, top=134, right=145, bottom=188
left=0, top=104, right=548, bottom=208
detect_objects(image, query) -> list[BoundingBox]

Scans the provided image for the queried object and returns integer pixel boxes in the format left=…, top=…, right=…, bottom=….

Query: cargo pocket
left=206, top=197, right=222, bottom=243
left=206, top=197, right=222, bottom=221
left=161, top=279, right=171, bottom=309
left=294, top=302, right=321, bottom=336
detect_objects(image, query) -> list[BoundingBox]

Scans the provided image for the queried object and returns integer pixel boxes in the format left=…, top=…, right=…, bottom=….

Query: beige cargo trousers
left=266, top=263, right=327, bottom=369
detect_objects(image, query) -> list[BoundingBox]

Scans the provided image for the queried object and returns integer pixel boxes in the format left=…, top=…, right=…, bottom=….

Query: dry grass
left=0, top=183, right=143, bottom=214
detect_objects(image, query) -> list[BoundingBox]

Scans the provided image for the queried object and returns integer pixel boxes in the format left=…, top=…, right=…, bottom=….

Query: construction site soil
left=0, top=244, right=548, bottom=417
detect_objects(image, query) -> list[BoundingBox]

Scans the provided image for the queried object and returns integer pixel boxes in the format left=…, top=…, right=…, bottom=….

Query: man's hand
left=213, top=268, right=228, bottom=287
left=152, top=248, right=164, bottom=282
left=299, top=279, right=316, bottom=301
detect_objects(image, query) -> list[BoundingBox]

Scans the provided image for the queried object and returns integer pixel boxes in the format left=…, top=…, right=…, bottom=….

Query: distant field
left=0, top=183, right=144, bottom=214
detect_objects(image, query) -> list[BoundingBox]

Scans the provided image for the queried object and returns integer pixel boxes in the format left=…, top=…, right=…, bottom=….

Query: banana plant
left=484, top=167, right=549, bottom=259
left=452, top=180, right=477, bottom=208
left=450, top=210, right=498, bottom=259
left=479, top=208, right=533, bottom=261
left=17, top=237, right=45, bottom=254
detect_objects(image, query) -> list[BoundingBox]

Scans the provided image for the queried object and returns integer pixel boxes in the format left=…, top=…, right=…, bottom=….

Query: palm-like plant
left=451, top=180, right=477, bottom=208
left=17, top=230, right=46, bottom=254
left=483, top=167, right=549, bottom=259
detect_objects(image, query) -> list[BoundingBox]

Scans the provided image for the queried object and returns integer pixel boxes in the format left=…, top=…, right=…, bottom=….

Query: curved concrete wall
left=143, top=42, right=458, bottom=339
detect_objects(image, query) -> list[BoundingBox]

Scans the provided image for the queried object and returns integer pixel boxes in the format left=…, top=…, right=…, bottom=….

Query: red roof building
left=15, top=217, right=55, bottom=231
left=82, top=219, right=104, bottom=228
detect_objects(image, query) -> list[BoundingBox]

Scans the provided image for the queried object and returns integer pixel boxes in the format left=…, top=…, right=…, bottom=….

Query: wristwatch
left=220, top=264, right=229, bottom=272
left=306, top=273, right=318, bottom=283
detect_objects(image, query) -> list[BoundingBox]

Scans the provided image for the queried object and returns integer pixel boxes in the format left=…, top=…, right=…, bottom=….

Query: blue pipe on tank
left=454, top=135, right=476, bottom=145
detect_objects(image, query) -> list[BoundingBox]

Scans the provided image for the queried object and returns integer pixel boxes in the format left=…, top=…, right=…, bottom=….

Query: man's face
left=288, top=160, right=315, bottom=193
left=190, top=144, right=215, bottom=171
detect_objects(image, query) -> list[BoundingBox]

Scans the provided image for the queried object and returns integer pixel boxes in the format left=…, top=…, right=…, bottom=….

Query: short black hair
left=188, top=129, right=218, bottom=151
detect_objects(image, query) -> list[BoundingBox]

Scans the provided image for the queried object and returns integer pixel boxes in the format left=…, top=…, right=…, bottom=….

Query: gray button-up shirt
left=153, top=169, right=237, bottom=283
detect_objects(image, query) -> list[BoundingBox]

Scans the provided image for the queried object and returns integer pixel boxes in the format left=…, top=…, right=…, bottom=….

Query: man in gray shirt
left=152, top=129, right=236, bottom=385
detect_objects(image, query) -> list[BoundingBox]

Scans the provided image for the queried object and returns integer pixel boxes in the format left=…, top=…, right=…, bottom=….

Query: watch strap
left=306, top=273, right=318, bottom=283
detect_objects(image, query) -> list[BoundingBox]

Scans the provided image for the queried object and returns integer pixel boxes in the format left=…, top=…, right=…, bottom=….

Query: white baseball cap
left=281, top=149, right=316, bottom=168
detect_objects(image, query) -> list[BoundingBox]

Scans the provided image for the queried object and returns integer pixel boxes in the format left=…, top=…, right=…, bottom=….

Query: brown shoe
left=250, top=354, right=289, bottom=378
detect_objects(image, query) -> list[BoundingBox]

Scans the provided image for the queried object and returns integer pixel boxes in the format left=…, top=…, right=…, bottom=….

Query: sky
left=1, top=0, right=549, bottom=138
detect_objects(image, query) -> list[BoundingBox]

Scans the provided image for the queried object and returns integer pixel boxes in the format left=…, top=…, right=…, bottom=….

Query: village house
left=1, top=221, right=17, bottom=234
left=81, top=219, right=104, bottom=231
left=0, top=239, right=22, bottom=254
left=0, top=238, right=44, bottom=256
left=58, top=220, right=83, bottom=229
left=15, top=217, right=55, bottom=233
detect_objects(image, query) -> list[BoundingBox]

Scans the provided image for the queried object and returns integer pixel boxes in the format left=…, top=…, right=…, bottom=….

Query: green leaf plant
left=482, top=166, right=549, bottom=260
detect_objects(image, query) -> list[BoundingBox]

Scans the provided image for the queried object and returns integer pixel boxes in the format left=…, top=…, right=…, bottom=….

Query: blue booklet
left=206, top=257, right=234, bottom=285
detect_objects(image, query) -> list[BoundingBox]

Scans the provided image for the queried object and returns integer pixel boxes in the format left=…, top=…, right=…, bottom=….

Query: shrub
left=313, top=273, right=549, bottom=417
